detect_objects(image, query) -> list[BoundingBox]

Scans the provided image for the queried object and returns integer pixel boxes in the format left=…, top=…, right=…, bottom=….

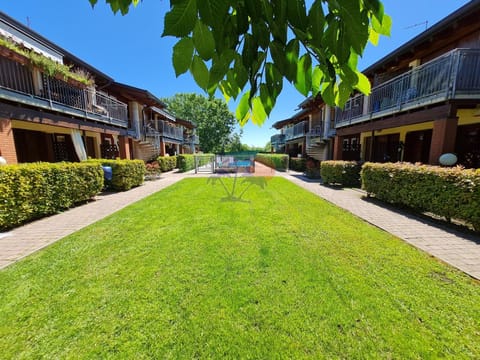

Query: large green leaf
left=372, top=13, right=392, bottom=36
left=197, top=0, right=228, bottom=28
left=163, top=0, right=198, bottom=37
left=242, top=34, right=257, bottom=69
left=354, top=70, right=371, bottom=95
left=285, top=39, right=299, bottom=82
left=251, top=96, right=268, bottom=125
left=193, top=21, right=215, bottom=60
left=234, top=55, right=249, bottom=90
left=259, top=84, right=275, bottom=115
left=236, top=91, right=251, bottom=125
left=265, top=62, right=283, bottom=97
left=308, top=0, right=325, bottom=49
left=269, top=40, right=287, bottom=74
left=321, top=82, right=335, bottom=106
left=312, top=66, right=323, bottom=95
left=190, top=55, right=209, bottom=90
left=286, top=0, right=307, bottom=30
left=337, top=81, right=352, bottom=108
left=172, top=37, right=194, bottom=77
left=295, top=53, right=312, bottom=96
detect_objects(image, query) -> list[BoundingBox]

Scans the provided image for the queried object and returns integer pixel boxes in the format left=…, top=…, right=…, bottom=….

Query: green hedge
left=177, top=154, right=214, bottom=172
left=320, top=160, right=361, bottom=187
left=289, top=157, right=307, bottom=172
left=86, top=159, right=145, bottom=191
left=361, top=162, right=480, bottom=230
left=255, top=154, right=289, bottom=171
left=156, top=156, right=177, bottom=172
left=0, top=162, right=103, bottom=231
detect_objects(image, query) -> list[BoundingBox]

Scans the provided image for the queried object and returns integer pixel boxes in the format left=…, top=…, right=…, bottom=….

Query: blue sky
left=1, top=0, right=471, bottom=147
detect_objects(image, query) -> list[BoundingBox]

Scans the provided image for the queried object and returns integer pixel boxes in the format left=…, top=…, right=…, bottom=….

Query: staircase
left=306, top=127, right=329, bottom=161
left=134, top=124, right=161, bottom=161
left=306, top=140, right=329, bottom=161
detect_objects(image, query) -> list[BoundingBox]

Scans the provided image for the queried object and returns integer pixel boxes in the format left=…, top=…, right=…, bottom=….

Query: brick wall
left=0, top=118, right=18, bottom=164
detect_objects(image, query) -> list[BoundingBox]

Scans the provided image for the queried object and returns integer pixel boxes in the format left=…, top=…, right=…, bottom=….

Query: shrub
left=305, top=158, right=321, bottom=179
left=156, top=156, right=177, bottom=172
left=177, top=154, right=214, bottom=172
left=289, top=157, right=307, bottom=172
left=255, top=154, right=289, bottom=171
left=321, top=161, right=361, bottom=187
left=0, top=162, right=103, bottom=231
left=86, top=159, right=145, bottom=191
left=361, top=162, right=480, bottom=230
left=145, top=161, right=161, bottom=180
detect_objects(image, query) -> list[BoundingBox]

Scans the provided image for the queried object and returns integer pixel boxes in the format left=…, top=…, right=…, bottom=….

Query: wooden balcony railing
left=0, top=56, right=128, bottom=127
left=335, top=48, right=480, bottom=128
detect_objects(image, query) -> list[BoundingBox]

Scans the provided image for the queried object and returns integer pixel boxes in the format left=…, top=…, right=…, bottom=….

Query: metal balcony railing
left=183, top=134, right=199, bottom=145
left=0, top=56, right=128, bottom=127
left=284, top=120, right=308, bottom=141
left=158, top=120, right=184, bottom=141
left=306, top=126, right=324, bottom=138
left=271, top=133, right=286, bottom=145
left=335, top=48, right=480, bottom=127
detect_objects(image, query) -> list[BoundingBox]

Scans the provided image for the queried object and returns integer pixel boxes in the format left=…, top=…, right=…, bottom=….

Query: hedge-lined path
left=1, top=163, right=479, bottom=281
left=0, top=170, right=189, bottom=270
left=277, top=170, right=480, bottom=281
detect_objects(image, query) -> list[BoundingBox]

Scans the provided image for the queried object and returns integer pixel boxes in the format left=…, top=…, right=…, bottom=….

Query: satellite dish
left=439, top=153, right=457, bottom=166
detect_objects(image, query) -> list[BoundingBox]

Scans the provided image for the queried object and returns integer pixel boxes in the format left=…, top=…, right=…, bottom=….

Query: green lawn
left=0, top=177, right=479, bottom=358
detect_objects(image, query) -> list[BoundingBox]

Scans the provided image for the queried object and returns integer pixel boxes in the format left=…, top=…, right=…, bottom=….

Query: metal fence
left=335, top=48, right=480, bottom=127
left=0, top=56, right=128, bottom=126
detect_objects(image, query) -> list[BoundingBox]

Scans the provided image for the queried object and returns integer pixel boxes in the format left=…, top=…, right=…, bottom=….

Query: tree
left=162, top=93, right=239, bottom=153
left=90, top=0, right=391, bottom=125
left=225, top=130, right=244, bottom=153
left=263, top=141, right=272, bottom=153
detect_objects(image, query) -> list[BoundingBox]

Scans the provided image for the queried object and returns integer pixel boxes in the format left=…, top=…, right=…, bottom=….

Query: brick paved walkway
left=1, top=164, right=479, bottom=280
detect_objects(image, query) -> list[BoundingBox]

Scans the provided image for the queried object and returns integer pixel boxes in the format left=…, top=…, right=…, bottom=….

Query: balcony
left=335, top=48, right=480, bottom=128
left=284, top=120, right=308, bottom=141
left=271, top=133, right=286, bottom=151
left=0, top=56, right=128, bottom=127
left=161, top=121, right=184, bottom=141
left=184, top=134, right=200, bottom=145
left=306, top=126, right=324, bottom=138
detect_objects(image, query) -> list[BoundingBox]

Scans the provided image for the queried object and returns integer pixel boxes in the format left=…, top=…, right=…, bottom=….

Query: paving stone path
left=1, top=163, right=479, bottom=281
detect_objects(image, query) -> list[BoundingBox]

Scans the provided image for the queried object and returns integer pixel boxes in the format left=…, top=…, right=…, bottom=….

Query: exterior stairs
left=133, top=124, right=162, bottom=161
left=306, top=137, right=329, bottom=161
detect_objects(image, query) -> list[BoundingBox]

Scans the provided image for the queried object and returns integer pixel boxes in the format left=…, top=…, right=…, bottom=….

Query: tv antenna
left=404, top=20, right=428, bottom=31
left=26, top=16, right=31, bottom=28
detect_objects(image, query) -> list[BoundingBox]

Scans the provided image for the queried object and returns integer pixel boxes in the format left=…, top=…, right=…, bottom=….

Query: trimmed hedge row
left=362, top=162, right=480, bottom=230
left=156, top=156, right=177, bottom=172
left=86, top=159, right=145, bottom=191
left=320, top=161, right=361, bottom=187
left=0, top=162, right=103, bottom=230
left=289, top=157, right=307, bottom=172
left=177, top=154, right=214, bottom=172
left=255, top=154, right=289, bottom=171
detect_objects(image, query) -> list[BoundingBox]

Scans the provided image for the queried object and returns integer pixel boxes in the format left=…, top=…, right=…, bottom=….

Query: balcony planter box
left=0, top=44, right=29, bottom=66
left=0, top=43, right=89, bottom=89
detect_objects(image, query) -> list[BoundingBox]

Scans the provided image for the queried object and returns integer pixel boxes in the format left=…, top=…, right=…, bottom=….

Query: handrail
left=0, top=56, right=128, bottom=127
left=335, top=48, right=480, bottom=127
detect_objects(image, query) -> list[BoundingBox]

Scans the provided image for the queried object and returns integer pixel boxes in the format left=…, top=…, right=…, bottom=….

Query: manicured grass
left=0, top=177, right=479, bottom=358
